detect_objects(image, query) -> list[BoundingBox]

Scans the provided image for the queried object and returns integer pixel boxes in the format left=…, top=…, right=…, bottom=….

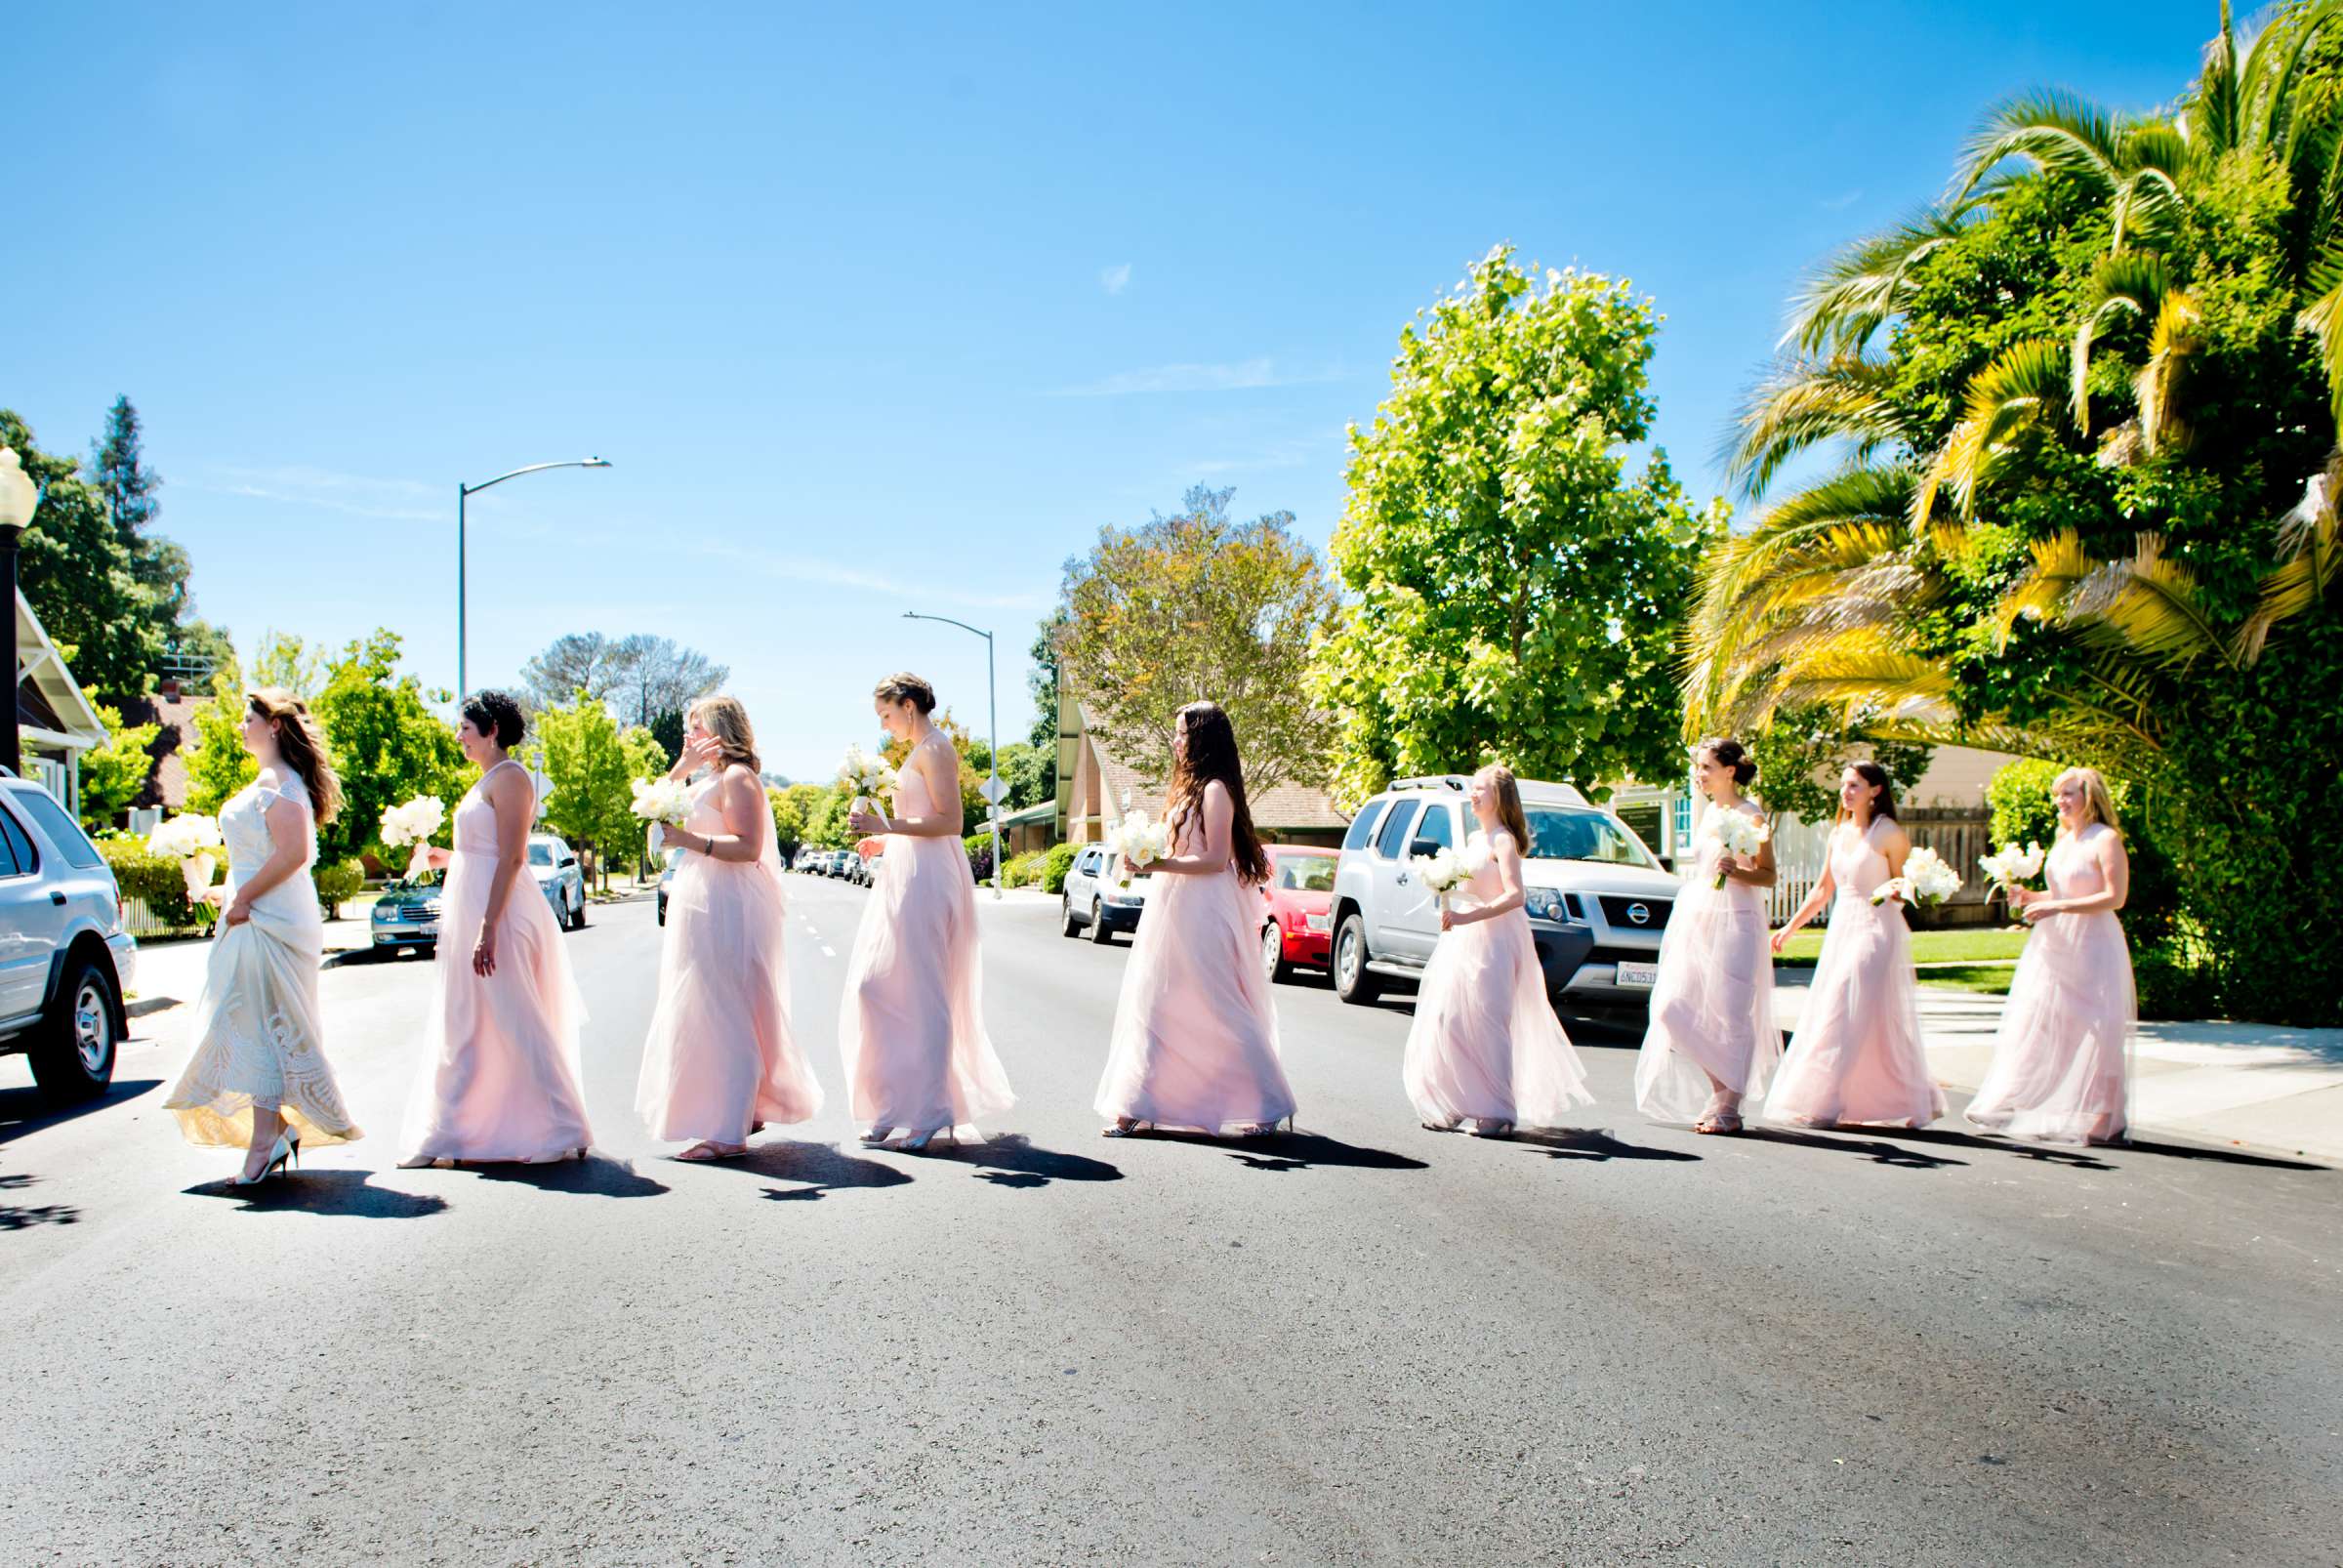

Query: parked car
left=1258, top=845, right=1338, bottom=982
left=656, top=846, right=682, bottom=925
left=1059, top=842, right=1152, bottom=944
left=528, top=832, right=587, bottom=931
left=371, top=868, right=444, bottom=955
left=1327, top=774, right=1676, bottom=1016
left=0, top=769, right=136, bottom=1103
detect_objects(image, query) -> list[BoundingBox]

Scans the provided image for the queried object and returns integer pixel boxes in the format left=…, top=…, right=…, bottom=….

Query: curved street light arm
left=462, top=457, right=612, bottom=498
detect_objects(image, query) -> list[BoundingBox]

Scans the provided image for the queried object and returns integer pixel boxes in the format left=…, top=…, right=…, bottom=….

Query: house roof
left=1073, top=701, right=1346, bottom=831
left=13, top=590, right=106, bottom=752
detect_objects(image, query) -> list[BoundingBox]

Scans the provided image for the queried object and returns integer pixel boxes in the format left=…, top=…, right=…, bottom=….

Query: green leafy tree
left=648, top=708, right=684, bottom=766
left=249, top=632, right=328, bottom=698
left=310, top=631, right=469, bottom=864
left=532, top=694, right=667, bottom=887
left=1744, top=705, right=1934, bottom=825
left=1313, top=248, right=1719, bottom=806
left=182, top=663, right=258, bottom=815
left=77, top=695, right=160, bottom=831
left=1026, top=609, right=1067, bottom=750
left=2, top=409, right=163, bottom=701
left=992, top=740, right=1053, bottom=810
left=1055, top=485, right=1339, bottom=792
left=769, top=782, right=825, bottom=859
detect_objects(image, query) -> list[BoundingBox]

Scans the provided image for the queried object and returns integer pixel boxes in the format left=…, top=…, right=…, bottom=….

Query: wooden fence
left=1763, top=807, right=1998, bottom=928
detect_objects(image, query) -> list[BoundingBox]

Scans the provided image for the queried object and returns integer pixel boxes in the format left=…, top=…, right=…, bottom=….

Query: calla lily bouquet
left=1410, top=843, right=1491, bottom=911
left=1978, top=841, right=2046, bottom=894
left=147, top=812, right=226, bottom=903
left=1707, top=808, right=1771, bottom=889
left=379, top=794, right=446, bottom=849
left=839, top=745, right=897, bottom=830
left=630, top=776, right=692, bottom=827
left=1872, top=845, right=1961, bottom=908
left=1103, top=809, right=1172, bottom=886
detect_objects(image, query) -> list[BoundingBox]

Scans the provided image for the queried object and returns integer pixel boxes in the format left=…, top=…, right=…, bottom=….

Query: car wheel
left=570, top=887, right=588, bottom=930
left=1060, top=894, right=1082, bottom=938
left=1088, top=897, right=1115, bottom=945
left=28, top=953, right=118, bottom=1103
left=1261, top=922, right=1294, bottom=985
left=1333, top=913, right=1381, bottom=1005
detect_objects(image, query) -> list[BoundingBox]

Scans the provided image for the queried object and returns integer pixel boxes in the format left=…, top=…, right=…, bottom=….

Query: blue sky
left=11, top=1, right=2226, bottom=780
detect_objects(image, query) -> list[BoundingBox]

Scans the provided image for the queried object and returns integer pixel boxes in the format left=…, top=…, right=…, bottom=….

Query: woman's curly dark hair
left=461, top=689, right=526, bottom=750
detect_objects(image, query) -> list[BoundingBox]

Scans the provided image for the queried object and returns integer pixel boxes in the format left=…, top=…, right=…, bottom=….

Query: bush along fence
left=100, top=838, right=369, bottom=938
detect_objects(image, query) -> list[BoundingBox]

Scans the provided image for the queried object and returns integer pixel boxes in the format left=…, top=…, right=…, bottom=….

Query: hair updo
left=873, top=672, right=936, bottom=716
left=1697, top=736, right=1758, bottom=786
left=461, top=689, right=526, bottom=750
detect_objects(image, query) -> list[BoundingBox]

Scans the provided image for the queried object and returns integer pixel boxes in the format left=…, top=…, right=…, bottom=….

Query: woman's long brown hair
left=1477, top=763, right=1531, bottom=848
left=249, top=687, right=342, bottom=825
left=1165, top=701, right=1269, bottom=884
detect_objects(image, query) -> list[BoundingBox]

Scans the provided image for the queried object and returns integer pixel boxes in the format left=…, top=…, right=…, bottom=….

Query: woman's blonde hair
left=2055, top=766, right=2122, bottom=839
left=687, top=695, right=760, bottom=773
left=248, top=687, right=342, bottom=825
left=1476, top=763, right=1531, bottom=848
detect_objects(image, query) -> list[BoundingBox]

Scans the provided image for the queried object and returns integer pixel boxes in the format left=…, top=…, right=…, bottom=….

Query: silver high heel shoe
left=232, top=1128, right=298, bottom=1186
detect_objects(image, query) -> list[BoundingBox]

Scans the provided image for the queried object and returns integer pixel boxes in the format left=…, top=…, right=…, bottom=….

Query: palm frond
left=2069, top=251, right=2170, bottom=430
left=1991, top=529, right=2095, bottom=647
left=2063, top=534, right=2237, bottom=670
left=1784, top=207, right=1973, bottom=355
left=2237, top=457, right=2343, bottom=662
left=1915, top=339, right=2069, bottom=523
left=2297, top=236, right=2343, bottom=427
left=2134, top=288, right=2203, bottom=453
left=2190, top=2, right=2243, bottom=155
left=1720, top=354, right=1907, bottom=500
left=1953, top=89, right=2129, bottom=201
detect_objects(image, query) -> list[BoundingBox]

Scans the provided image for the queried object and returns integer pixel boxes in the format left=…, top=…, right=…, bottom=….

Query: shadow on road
left=1509, top=1127, right=1702, bottom=1163
left=2098, top=1136, right=2327, bottom=1171
left=0, top=1078, right=163, bottom=1148
left=0, top=1172, right=79, bottom=1230
left=1741, top=1126, right=1970, bottom=1169
left=1178, top=1129, right=1431, bottom=1174
left=701, top=1140, right=913, bottom=1201
left=469, top=1155, right=671, bottom=1199
left=181, top=1169, right=452, bottom=1218
left=923, top=1134, right=1124, bottom=1188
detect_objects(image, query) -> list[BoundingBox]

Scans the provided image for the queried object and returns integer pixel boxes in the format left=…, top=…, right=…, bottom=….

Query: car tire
left=570, top=888, right=588, bottom=930
left=1333, top=913, right=1381, bottom=1006
left=1060, top=895, right=1082, bottom=938
left=1088, top=897, right=1115, bottom=945
left=1261, top=922, right=1294, bottom=985
left=28, top=953, right=118, bottom=1103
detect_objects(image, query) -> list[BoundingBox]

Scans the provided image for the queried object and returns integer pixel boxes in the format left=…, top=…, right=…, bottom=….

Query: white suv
left=1328, top=774, right=1678, bottom=1016
left=0, top=769, right=137, bottom=1102
left=1058, top=843, right=1154, bottom=944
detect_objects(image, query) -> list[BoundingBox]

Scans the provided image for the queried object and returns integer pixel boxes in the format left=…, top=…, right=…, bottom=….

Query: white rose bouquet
left=839, top=744, right=897, bottom=830
left=630, top=776, right=692, bottom=828
left=1102, top=809, right=1172, bottom=886
left=379, top=794, right=446, bottom=850
left=1410, top=843, right=1491, bottom=911
left=1707, top=808, right=1772, bottom=890
left=1977, top=841, right=2046, bottom=895
left=1872, top=845, right=1961, bottom=908
left=147, top=812, right=226, bottom=904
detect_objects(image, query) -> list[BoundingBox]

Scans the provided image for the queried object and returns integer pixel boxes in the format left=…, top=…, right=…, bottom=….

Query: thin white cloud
left=1190, top=433, right=1336, bottom=475
left=185, top=465, right=442, bottom=521
left=1100, top=262, right=1132, bottom=295
left=1049, top=358, right=1342, bottom=397
left=1819, top=188, right=1865, bottom=212
left=689, top=541, right=1048, bottom=612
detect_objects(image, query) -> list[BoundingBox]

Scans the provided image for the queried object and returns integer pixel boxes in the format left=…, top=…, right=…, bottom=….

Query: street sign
left=979, top=774, right=1008, bottom=805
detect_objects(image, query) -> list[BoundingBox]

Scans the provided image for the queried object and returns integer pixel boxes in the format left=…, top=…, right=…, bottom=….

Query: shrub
left=1001, top=849, right=1047, bottom=888
left=313, top=857, right=366, bottom=919
left=964, top=832, right=995, bottom=883
left=97, top=837, right=213, bottom=931
left=1042, top=841, right=1078, bottom=894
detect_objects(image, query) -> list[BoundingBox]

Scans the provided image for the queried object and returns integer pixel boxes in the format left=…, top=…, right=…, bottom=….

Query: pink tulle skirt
left=1403, top=904, right=1591, bottom=1128
left=1966, top=911, right=2132, bottom=1144
left=1094, top=867, right=1295, bottom=1132
left=637, top=852, right=823, bottom=1143
left=1634, top=878, right=1780, bottom=1122
left=839, top=833, right=1013, bottom=1133
left=1766, top=897, right=1943, bottom=1129
left=399, top=852, right=594, bottom=1163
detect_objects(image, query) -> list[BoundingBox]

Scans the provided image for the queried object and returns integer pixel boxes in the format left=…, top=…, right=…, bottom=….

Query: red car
left=1258, top=846, right=1339, bottom=982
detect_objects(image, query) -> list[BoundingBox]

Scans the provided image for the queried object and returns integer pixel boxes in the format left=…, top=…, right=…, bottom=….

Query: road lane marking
left=821, top=945, right=838, bottom=958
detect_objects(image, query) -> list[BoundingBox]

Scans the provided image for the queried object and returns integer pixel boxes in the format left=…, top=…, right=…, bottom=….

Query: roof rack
left=1388, top=774, right=1471, bottom=792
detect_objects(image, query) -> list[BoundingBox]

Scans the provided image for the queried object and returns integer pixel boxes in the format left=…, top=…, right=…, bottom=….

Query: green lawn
left=1773, top=926, right=2028, bottom=966
left=1911, top=963, right=2018, bottom=996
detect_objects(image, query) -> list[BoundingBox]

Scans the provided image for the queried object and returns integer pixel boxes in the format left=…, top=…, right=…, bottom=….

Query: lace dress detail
left=165, top=773, right=362, bottom=1147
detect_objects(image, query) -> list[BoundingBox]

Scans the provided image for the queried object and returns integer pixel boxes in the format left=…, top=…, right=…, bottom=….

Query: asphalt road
left=3, top=879, right=2338, bottom=1566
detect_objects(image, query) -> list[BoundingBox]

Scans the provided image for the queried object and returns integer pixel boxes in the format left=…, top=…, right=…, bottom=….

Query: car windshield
left=1522, top=807, right=1658, bottom=869
left=396, top=868, right=446, bottom=889
left=527, top=844, right=555, bottom=866
left=1275, top=855, right=1337, bottom=892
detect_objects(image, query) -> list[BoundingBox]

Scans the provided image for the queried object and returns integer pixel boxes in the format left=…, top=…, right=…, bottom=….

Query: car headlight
left=372, top=904, right=391, bottom=922
left=1523, top=887, right=1567, bottom=923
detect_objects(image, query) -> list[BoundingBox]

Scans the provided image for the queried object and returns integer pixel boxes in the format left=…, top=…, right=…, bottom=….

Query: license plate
left=417, top=923, right=438, bottom=939
left=1614, top=960, right=1660, bottom=988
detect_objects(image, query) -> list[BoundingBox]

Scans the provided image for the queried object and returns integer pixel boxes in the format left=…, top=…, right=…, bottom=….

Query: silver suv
left=1058, top=842, right=1153, bottom=944
left=0, top=768, right=137, bottom=1102
left=1328, top=775, right=1677, bottom=1016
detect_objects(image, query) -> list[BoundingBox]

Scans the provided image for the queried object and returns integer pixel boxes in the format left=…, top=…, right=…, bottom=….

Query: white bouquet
left=630, top=776, right=692, bottom=828
left=1872, top=845, right=1961, bottom=908
left=1707, top=808, right=1772, bottom=889
left=1410, top=843, right=1491, bottom=910
left=379, top=794, right=446, bottom=849
left=1977, top=840, right=2045, bottom=894
left=147, top=812, right=226, bottom=903
left=1102, top=808, right=1172, bottom=886
left=839, top=744, right=898, bottom=830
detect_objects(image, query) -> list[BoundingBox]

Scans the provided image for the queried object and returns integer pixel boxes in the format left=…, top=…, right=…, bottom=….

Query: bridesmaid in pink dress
left=637, top=696, right=823, bottom=1160
left=1402, top=764, right=1592, bottom=1137
left=841, top=673, right=1014, bottom=1152
left=398, top=691, right=594, bottom=1168
left=1764, top=763, right=1945, bottom=1130
left=1094, top=701, right=1296, bottom=1138
left=1634, top=738, right=1782, bottom=1135
left=1966, top=766, right=2133, bottom=1144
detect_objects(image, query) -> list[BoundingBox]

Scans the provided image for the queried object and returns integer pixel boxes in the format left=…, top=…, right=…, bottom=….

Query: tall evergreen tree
left=2, top=408, right=163, bottom=700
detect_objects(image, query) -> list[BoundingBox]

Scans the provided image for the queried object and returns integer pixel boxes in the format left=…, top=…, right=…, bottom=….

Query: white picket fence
left=1740, top=808, right=1995, bottom=928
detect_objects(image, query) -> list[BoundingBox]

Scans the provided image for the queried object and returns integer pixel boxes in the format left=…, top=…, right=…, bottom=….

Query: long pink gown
left=1764, top=816, right=1944, bottom=1129
left=1402, top=830, right=1592, bottom=1128
left=1093, top=805, right=1296, bottom=1133
left=1634, top=802, right=1782, bottom=1123
left=838, top=735, right=1014, bottom=1135
left=1965, top=826, right=2132, bottom=1144
left=637, top=772, right=823, bottom=1143
left=399, top=761, right=595, bottom=1163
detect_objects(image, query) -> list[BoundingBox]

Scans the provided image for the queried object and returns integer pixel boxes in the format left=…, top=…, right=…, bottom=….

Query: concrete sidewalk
left=1776, top=977, right=2343, bottom=1164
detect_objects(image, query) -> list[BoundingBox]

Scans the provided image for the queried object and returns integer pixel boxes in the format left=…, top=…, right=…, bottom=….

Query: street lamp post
left=0, top=446, right=42, bottom=779
left=457, top=457, right=612, bottom=698
left=901, top=610, right=1003, bottom=900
